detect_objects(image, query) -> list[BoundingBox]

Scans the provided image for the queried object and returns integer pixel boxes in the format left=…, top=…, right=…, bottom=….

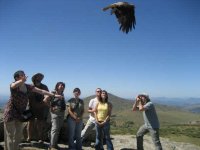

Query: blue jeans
left=67, top=116, right=83, bottom=150
left=136, top=124, right=162, bottom=150
left=95, top=121, right=113, bottom=150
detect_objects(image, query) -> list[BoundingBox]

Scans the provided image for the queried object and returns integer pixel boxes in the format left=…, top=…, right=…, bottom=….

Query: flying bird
left=103, top=2, right=136, bottom=34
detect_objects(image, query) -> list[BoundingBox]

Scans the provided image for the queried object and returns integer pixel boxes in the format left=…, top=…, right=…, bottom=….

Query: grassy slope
left=83, top=93, right=200, bottom=125
left=82, top=94, right=200, bottom=146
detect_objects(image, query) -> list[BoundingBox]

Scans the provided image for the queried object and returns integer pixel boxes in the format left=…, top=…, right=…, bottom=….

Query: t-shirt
left=67, top=98, right=84, bottom=118
left=51, top=91, right=66, bottom=111
left=88, top=97, right=99, bottom=123
left=143, top=101, right=160, bottom=129
left=97, top=102, right=108, bottom=121
left=28, top=83, right=49, bottom=119
left=29, top=83, right=48, bottom=103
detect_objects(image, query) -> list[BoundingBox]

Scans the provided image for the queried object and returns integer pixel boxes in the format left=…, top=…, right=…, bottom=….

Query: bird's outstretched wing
left=103, top=2, right=136, bottom=34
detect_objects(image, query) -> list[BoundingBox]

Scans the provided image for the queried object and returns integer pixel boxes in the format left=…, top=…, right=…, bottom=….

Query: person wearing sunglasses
left=81, top=88, right=102, bottom=143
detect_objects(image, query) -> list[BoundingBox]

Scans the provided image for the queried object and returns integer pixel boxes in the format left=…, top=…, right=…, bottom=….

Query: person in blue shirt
left=132, top=94, right=162, bottom=150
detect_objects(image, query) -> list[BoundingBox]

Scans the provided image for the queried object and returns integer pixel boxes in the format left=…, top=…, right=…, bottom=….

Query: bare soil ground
left=1, top=135, right=199, bottom=150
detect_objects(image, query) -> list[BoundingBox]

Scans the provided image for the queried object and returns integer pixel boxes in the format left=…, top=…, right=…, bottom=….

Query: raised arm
left=138, top=100, right=145, bottom=111
left=32, top=87, right=62, bottom=99
left=132, top=98, right=139, bottom=111
left=10, top=76, right=27, bottom=89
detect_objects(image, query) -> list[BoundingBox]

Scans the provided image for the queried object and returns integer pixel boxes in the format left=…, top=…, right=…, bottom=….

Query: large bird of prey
left=103, top=2, right=136, bottom=34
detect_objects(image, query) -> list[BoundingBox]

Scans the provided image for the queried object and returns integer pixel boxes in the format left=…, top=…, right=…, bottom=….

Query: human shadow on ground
left=120, top=148, right=137, bottom=150
left=20, top=141, right=49, bottom=149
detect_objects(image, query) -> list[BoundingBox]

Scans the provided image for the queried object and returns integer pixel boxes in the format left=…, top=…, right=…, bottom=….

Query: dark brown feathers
left=103, top=2, right=136, bottom=34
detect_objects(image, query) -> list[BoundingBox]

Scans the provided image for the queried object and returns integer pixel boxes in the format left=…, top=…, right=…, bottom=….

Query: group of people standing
left=3, top=70, right=162, bottom=150
left=3, top=71, right=63, bottom=150
left=3, top=71, right=114, bottom=150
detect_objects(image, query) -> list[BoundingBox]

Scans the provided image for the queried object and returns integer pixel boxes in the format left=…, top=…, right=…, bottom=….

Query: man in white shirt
left=81, top=88, right=102, bottom=142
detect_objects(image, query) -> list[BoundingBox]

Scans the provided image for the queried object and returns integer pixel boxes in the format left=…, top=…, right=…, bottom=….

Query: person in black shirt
left=27, top=73, right=49, bottom=142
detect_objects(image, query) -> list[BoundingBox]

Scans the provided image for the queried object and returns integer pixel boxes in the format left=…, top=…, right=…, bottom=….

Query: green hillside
left=83, top=93, right=200, bottom=126
left=83, top=93, right=200, bottom=146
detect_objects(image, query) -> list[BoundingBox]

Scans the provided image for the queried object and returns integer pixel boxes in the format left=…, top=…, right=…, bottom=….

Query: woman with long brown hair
left=43, top=82, right=66, bottom=150
left=94, top=90, right=113, bottom=150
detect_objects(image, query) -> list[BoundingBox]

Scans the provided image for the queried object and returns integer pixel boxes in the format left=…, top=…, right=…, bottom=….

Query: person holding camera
left=132, top=94, right=162, bottom=150
left=3, top=70, right=63, bottom=150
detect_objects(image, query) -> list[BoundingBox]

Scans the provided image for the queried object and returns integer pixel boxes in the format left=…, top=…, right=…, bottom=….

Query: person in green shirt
left=67, top=88, right=84, bottom=150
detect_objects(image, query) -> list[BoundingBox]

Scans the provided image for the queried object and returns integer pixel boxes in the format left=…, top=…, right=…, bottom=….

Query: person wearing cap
left=3, top=70, right=63, bottom=150
left=43, top=82, right=66, bottom=150
left=67, top=88, right=84, bottom=150
left=132, top=94, right=162, bottom=150
left=27, top=73, right=49, bottom=143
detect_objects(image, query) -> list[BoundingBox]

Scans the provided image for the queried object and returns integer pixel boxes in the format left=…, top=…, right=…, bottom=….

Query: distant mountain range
left=0, top=93, right=199, bottom=126
left=1, top=95, right=200, bottom=113
left=152, top=97, right=200, bottom=113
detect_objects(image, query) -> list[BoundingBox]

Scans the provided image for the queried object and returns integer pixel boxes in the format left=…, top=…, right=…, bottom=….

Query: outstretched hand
left=55, top=94, right=64, bottom=99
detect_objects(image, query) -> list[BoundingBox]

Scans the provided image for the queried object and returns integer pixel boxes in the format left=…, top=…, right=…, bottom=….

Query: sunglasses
left=96, top=91, right=102, bottom=93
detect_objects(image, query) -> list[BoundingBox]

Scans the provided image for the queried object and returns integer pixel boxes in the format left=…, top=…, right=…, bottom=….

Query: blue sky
left=0, top=0, right=200, bottom=98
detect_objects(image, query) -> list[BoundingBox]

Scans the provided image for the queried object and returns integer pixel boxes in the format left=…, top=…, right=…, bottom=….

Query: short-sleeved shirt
left=67, top=98, right=84, bottom=119
left=28, top=83, right=49, bottom=119
left=3, top=84, right=34, bottom=122
left=51, top=91, right=66, bottom=111
left=143, top=101, right=160, bottom=129
left=29, top=83, right=48, bottom=103
left=88, top=97, right=99, bottom=123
